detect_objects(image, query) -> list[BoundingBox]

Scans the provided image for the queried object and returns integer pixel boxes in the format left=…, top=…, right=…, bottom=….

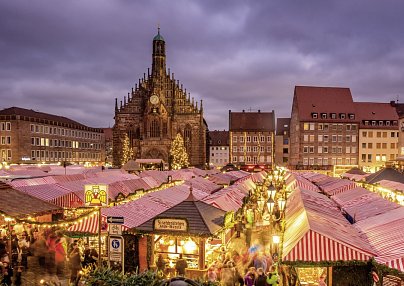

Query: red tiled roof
left=293, top=86, right=356, bottom=122
left=0, top=107, right=102, bottom=131
left=354, top=102, right=398, bottom=129
left=229, top=111, right=275, bottom=131
left=209, top=130, right=229, bottom=146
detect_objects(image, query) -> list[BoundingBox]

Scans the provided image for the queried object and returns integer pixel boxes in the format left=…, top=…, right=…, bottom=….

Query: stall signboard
left=153, top=218, right=188, bottom=232
left=84, top=184, right=108, bottom=207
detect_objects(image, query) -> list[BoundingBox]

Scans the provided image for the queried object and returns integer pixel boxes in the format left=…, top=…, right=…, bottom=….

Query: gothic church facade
left=113, top=29, right=207, bottom=167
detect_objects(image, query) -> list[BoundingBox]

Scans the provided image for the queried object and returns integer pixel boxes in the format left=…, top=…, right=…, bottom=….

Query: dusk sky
left=1, top=1, right=403, bottom=130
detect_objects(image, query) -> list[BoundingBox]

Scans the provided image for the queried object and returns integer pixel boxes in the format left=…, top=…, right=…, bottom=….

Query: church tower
left=112, top=29, right=207, bottom=168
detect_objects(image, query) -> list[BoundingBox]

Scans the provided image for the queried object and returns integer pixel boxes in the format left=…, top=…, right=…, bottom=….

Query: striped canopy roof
left=282, top=187, right=376, bottom=263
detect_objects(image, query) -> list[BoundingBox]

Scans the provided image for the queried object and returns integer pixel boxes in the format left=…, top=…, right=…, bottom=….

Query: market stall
left=134, top=187, right=226, bottom=278
left=281, top=186, right=376, bottom=285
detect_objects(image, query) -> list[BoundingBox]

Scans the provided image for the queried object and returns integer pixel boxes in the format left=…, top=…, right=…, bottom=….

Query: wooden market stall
left=134, top=187, right=226, bottom=279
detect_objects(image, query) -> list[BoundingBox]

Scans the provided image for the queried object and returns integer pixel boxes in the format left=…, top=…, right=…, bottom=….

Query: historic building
left=289, top=86, right=359, bottom=170
left=0, top=107, right=105, bottom=165
left=355, top=102, right=399, bottom=172
left=208, top=130, right=229, bottom=168
left=275, top=118, right=290, bottom=166
left=229, top=110, right=275, bottom=170
left=113, top=29, right=207, bottom=167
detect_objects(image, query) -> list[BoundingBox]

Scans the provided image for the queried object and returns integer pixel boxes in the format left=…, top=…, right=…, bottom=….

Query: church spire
left=152, top=27, right=166, bottom=77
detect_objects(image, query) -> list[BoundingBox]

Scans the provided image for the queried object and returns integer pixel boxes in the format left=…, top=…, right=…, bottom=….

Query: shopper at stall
left=175, top=254, right=188, bottom=277
left=18, top=231, right=30, bottom=270
left=254, top=267, right=267, bottom=286
left=0, top=241, right=12, bottom=286
left=83, top=243, right=98, bottom=269
left=69, top=242, right=82, bottom=286
left=221, top=261, right=236, bottom=286
left=54, top=232, right=67, bottom=278
left=31, top=231, right=47, bottom=270
left=244, top=267, right=256, bottom=286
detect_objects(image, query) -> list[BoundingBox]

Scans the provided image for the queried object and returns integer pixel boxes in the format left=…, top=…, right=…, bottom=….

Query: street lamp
left=267, top=183, right=277, bottom=200
left=266, top=197, right=275, bottom=215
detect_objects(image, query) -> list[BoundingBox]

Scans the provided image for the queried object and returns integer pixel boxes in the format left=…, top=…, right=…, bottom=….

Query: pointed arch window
left=150, top=119, right=160, bottom=138
left=184, top=125, right=192, bottom=154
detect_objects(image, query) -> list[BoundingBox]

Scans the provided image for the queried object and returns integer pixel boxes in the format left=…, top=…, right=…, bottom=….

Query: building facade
left=289, top=86, right=359, bottom=170
left=229, top=110, right=275, bottom=169
left=113, top=29, right=207, bottom=167
left=356, top=102, right=399, bottom=172
left=275, top=118, right=290, bottom=166
left=0, top=107, right=105, bottom=165
left=208, top=130, right=229, bottom=168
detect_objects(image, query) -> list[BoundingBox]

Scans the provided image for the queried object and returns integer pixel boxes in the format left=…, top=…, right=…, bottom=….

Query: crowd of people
left=205, top=248, right=279, bottom=286
left=0, top=227, right=98, bottom=286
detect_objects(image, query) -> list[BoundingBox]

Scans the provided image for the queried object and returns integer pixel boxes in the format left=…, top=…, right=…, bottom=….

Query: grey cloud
left=1, top=0, right=403, bottom=130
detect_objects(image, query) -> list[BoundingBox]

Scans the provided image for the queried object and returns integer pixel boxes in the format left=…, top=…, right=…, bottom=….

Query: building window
left=346, top=147, right=351, bottom=153
left=324, top=135, right=329, bottom=142
left=150, top=119, right=160, bottom=138
left=352, top=135, right=357, bottom=142
left=309, top=135, right=315, bottom=142
left=386, top=121, right=391, bottom=126
left=303, top=123, right=310, bottom=131
left=303, top=146, right=308, bottom=153
left=260, top=136, right=265, bottom=142
left=379, top=121, right=383, bottom=126
left=318, top=146, right=322, bottom=153
left=331, top=113, right=336, bottom=119
left=321, top=113, right=327, bottom=119
left=312, top=113, right=318, bottom=119
left=318, top=135, right=323, bottom=142
left=233, top=156, right=237, bottom=162
left=233, top=136, right=237, bottom=143
left=246, top=136, right=251, bottom=142
left=303, top=135, right=308, bottom=142
left=253, top=136, right=258, bottom=142
left=233, top=146, right=238, bottom=152
left=323, top=124, right=329, bottom=131
left=332, top=135, right=337, bottom=142
left=240, top=136, right=244, bottom=143
left=340, top=113, right=346, bottom=119
left=346, top=135, right=351, bottom=142
left=318, top=123, right=323, bottom=130
left=362, top=154, right=366, bottom=162
left=349, top=114, right=355, bottom=119
left=309, top=146, right=314, bottom=153
left=323, top=147, right=328, bottom=153
left=362, top=143, right=366, bottom=149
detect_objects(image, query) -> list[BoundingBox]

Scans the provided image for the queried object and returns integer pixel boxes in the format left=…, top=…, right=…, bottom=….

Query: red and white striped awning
left=376, top=257, right=404, bottom=272
left=283, top=230, right=373, bottom=262
left=68, top=213, right=128, bottom=234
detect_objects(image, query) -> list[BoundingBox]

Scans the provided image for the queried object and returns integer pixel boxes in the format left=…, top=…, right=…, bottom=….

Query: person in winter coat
left=244, top=267, right=256, bottom=286
left=254, top=267, right=267, bottom=286
left=0, top=241, right=12, bottom=286
left=69, top=242, right=82, bottom=286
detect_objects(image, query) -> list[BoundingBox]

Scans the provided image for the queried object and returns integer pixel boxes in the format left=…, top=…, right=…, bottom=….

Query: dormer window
left=321, top=113, right=327, bottom=119
left=386, top=121, right=391, bottom=126
left=331, top=113, right=336, bottom=119
left=393, top=121, right=398, bottom=126
left=372, top=121, right=376, bottom=126
left=340, top=113, right=346, bottom=119
left=364, top=120, right=369, bottom=125
left=379, top=121, right=383, bottom=126
left=348, top=114, right=355, bottom=119
left=312, top=113, right=318, bottom=119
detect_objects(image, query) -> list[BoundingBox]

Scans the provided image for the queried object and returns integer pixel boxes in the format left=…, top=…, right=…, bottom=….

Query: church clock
left=150, top=94, right=159, bottom=105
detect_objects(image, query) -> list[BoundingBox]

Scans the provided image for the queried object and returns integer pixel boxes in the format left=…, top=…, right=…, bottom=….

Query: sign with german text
left=153, top=218, right=188, bottom=232
left=84, top=184, right=108, bottom=207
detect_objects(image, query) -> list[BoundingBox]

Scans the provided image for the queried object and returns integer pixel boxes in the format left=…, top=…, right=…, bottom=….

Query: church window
left=150, top=119, right=160, bottom=138
left=184, top=125, right=192, bottom=154
left=162, top=122, right=168, bottom=136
